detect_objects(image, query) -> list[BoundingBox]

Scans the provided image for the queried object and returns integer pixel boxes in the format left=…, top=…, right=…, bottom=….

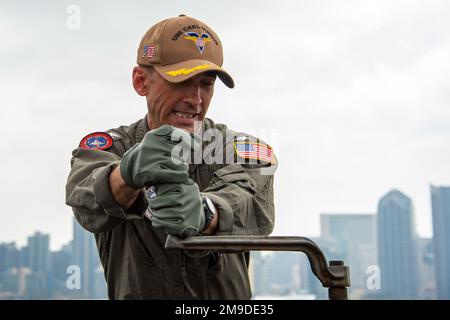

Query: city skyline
left=2, top=184, right=448, bottom=299
left=248, top=185, right=448, bottom=299
left=0, top=220, right=107, bottom=299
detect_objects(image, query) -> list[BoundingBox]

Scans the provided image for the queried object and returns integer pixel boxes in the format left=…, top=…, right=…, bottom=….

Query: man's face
left=139, top=68, right=216, bottom=133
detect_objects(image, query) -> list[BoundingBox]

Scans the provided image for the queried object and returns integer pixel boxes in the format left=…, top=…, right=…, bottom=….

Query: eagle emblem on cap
left=184, top=32, right=211, bottom=53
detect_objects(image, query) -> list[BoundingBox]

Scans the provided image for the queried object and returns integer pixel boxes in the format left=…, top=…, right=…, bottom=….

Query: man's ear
left=132, top=66, right=149, bottom=96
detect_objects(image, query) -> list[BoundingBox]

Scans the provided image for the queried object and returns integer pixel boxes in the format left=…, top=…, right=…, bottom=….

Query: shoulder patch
left=233, top=141, right=275, bottom=164
left=79, top=132, right=113, bottom=150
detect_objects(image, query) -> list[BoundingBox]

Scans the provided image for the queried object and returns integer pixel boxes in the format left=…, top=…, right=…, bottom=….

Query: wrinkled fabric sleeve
left=65, top=148, right=148, bottom=233
left=202, top=163, right=275, bottom=236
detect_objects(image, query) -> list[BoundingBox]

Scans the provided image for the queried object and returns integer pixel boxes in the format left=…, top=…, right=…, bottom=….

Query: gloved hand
left=120, top=125, right=195, bottom=189
left=149, top=180, right=205, bottom=238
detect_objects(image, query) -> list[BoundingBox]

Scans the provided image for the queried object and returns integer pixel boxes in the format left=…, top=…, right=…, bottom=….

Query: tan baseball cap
left=137, top=14, right=234, bottom=88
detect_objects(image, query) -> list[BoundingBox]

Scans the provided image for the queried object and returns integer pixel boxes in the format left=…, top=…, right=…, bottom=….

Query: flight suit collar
left=135, top=115, right=150, bottom=144
left=135, top=115, right=214, bottom=144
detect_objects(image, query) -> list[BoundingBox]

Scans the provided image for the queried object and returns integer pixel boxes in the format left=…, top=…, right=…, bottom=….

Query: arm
left=109, top=165, right=140, bottom=210
left=65, top=148, right=148, bottom=234
left=66, top=125, right=192, bottom=234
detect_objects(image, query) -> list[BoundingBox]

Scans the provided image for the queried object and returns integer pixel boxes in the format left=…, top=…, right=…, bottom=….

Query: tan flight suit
left=65, top=116, right=277, bottom=299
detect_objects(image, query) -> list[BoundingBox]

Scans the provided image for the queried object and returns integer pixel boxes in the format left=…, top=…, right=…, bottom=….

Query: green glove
left=120, top=125, right=195, bottom=189
left=149, top=180, right=205, bottom=237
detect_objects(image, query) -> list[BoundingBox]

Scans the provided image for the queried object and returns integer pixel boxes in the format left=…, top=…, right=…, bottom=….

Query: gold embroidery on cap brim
left=165, top=64, right=211, bottom=77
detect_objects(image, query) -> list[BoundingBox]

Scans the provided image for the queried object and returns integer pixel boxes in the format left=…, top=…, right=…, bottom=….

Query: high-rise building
left=27, top=232, right=50, bottom=273
left=19, top=246, right=29, bottom=269
left=431, top=185, right=450, bottom=299
left=320, top=213, right=377, bottom=299
left=251, top=251, right=315, bottom=299
left=0, top=242, right=19, bottom=273
left=377, top=189, right=419, bottom=299
left=51, top=245, right=72, bottom=282
left=91, top=265, right=108, bottom=299
left=0, top=242, right=21, bottom=298
left=26, top=232, right=51, bottom=298
left=251, top=251, right=302, bottom=296
left=72, top=218, right=106, bottom=298
left=298, top=253, right=312, bottom=292
left=251, top=251, right=272, bottom=296
left=417, top=237, right=436, bottom=299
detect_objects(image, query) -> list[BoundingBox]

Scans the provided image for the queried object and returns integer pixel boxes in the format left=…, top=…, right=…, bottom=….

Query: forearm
left=109, top=165, right=141, bottom=210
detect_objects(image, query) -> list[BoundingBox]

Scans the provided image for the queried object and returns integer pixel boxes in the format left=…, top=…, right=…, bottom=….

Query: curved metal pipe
left=165, top=235, right=350, bottom=299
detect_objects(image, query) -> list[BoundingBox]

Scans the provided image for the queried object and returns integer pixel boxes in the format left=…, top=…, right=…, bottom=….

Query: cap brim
left=154, top=59, right=234, bottom=88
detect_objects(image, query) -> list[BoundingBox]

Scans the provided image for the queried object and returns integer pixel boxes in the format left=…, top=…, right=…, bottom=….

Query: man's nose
left=183, top=85, right=203, bottom=107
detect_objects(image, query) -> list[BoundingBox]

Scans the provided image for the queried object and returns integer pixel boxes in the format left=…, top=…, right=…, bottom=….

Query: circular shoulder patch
left=79, top=132, right=113, bottom=150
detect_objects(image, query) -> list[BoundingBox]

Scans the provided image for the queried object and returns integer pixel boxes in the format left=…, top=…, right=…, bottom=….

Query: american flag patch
left=143, top=45, right=155, bottom=58
left=233, top=141, right=274, bottom=163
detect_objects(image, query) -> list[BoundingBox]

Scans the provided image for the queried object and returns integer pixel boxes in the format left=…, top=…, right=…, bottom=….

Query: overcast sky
left=1, top=0, right=449, bottom=250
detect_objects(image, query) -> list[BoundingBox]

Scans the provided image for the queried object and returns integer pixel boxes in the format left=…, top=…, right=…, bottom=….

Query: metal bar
left=165, top=235, right=351, bottom=300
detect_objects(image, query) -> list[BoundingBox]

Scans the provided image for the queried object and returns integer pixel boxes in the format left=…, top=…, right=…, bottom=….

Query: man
left=66, top=14, right=277, bottom=299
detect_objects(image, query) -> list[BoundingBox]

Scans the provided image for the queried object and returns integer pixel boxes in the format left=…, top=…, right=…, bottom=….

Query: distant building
left=298, top=253, right=312, bottom=292
left=72, top=218, right=106, bottom=298
left=1, top=268, right=19, bottom=294
left=26, top=232, right=51, bottom=298
left=417, top=237, right=436, bottom=299
left=251, top=251, right=302, bottom=296
left=377, top=189, right=419, bottom=299
left=320, top=213, right=377, bottom=299
left=1, top=236, right=79, bottom=299
left=18, top=246, right=29, bottom=269
left=27, top=232, right=50, bottom=273
left=0, top=266, right=31, bottom=299
left=0, top=242, right=19, bottom=273
left=91, top=265, right=108, bottom=299
left=51, top=247, right=71, bottom=283
left=431, top=185, right=450, bottom=299
left=251, top=252, right=271, bottom=295
left=51, top=244, right=73, bottom=298
left=0, top=243, right=30, bottom=298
